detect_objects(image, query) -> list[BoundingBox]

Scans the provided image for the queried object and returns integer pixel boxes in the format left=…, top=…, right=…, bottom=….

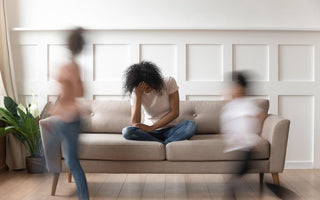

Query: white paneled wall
left=187, top=44, right=223, bottom=81
left=279, top=95, right=315, bottom=168
left=279, top=45, right=315, bottom=81
left=94, top=44, right=130, bottom=81
left=233, top=44, right=269, bottom=81
left=11, top=30, right=320, bottom=169
left=140, top=44, right=177, bottom=79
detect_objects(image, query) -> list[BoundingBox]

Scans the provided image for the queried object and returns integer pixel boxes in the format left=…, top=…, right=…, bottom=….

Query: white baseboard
left=284, top=161, right=313, bottom=169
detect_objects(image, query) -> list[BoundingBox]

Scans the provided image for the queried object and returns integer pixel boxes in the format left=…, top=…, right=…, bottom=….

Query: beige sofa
left=40, top=99, right=290, bottom=196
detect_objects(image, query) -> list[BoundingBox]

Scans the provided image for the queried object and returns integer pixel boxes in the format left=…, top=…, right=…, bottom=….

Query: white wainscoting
left=11, top=29, right=320, bottom=169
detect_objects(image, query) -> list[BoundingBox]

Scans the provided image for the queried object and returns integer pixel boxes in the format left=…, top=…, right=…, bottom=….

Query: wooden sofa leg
left=67, top=172, right=72, bottom=183
left=272, top=173, right=280, bottom=185
left=259, top=173, right=264, bottom=194
left=51, top=173, right=60, bottom=196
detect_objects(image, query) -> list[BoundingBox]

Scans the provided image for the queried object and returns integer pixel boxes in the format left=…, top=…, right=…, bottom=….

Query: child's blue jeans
left=56, top=119, right=89, bottom=200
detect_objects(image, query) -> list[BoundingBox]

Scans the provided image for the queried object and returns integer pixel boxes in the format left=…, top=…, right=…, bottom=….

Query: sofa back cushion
left=80, top=100, right=132, bottom=133
left=177, top=101, right=226, bottom=134
left=177, top=100, right=269, bottom=134
left=79, top=99, right=269, bottom=134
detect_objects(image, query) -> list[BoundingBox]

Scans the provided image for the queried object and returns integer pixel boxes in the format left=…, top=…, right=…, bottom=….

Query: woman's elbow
left=173, top=111, right=179, bottom=119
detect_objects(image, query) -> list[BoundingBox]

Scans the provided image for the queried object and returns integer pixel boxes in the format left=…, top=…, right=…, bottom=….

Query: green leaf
left=4, top=96, right=19, bottom=119
left=17, top=107, right=27, bottom=120
left=5, top=126, right=16, bottom=131
left=12, top=132, right=26, bottom=144
left=19, top=111, right=40, bottom=155
left=0, top=108, right=29, bottom=143
left=0, top=126, right=17, bottom=136
left=0, top=128, right=9, bottom=137
left=0, top=97, right=43, bottom=157
left=0, top=108, right=20, bottom=127
left=0, top=116, right=11, bottom=124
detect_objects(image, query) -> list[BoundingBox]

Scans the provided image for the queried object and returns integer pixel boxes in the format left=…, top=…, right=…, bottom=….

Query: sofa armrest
left=40, top=116, right=62, bottom=173
left=261, top=114, right=290, bottom=173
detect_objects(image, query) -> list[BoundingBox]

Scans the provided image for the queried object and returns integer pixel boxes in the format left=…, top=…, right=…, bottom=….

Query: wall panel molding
left=186, top=44, right=223, bottom=81
left=278, top=44, right=315, bottom=82
left=11, top=29, right=320, bottom=169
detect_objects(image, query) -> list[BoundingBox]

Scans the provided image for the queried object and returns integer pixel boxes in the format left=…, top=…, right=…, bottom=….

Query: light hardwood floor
left=1, top=170, right=320, bottom=200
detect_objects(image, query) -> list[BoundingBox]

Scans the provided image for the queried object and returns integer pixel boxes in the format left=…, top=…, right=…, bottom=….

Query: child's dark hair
left=232, top=71, right=248, bottom=89
left=68, top=27, right=85, bottom=55
left=123, top=61, right=164, bottom=95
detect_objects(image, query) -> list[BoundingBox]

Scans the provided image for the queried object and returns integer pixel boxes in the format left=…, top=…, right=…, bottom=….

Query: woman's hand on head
left=133, top=123, right=155, bottom=132
left=135, top=82, right=146, bottom=97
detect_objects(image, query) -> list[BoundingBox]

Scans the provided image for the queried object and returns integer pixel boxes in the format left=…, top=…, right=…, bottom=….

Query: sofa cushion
left=62, top=133, right=165, bottom=161
left=177, top=99, right=269, bottom=134
left=79, top=100, right=132, bottom=133
left=166, top=134, right=270, bottom=161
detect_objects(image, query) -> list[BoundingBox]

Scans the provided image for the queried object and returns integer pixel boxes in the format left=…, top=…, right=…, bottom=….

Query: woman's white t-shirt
left=130, top=77, right=179, bottom=129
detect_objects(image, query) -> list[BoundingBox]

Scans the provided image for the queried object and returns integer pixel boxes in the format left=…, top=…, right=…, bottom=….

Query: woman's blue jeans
left=56, top=119, right=89, bottom=200
left=122, top=120, right=198, bottom=145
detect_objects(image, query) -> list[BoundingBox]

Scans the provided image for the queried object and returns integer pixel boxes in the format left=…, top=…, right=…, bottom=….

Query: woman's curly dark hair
left=123, top=61, right=164, bottom=95
left=68, top=27, right=85, bottom=55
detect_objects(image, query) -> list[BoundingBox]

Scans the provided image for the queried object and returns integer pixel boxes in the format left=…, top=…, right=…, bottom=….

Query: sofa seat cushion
left=62, top=133, right=165, bottom=161
left=166, top=134, right=270, bottom=161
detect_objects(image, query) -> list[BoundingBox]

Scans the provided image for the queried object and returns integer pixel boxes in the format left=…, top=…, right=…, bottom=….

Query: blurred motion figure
left=220, top=71, right=266, bottom=199
left=220, top=72, right=297, bottom=199
left=221, top=72, right=266, bottom=154
left=41, top=27, right=89, bottom=200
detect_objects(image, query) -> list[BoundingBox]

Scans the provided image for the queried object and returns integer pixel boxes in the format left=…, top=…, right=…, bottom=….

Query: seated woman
left=122, top=61, right=198, bottom=145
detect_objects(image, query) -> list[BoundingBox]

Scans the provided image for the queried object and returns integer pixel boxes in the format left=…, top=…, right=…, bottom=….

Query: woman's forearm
left=131, top=97, right=142, bottom=124
left=152, top=91, right=180, bottom=130
left=152, top=110, right=179, bottom=130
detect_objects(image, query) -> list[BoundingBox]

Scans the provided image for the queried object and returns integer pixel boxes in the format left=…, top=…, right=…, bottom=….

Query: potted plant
left=0, top=96, right=45, bottom=173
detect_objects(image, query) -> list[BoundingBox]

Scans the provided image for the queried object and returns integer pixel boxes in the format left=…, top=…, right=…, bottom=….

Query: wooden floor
left=1, top=170, right=320, bottom=199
